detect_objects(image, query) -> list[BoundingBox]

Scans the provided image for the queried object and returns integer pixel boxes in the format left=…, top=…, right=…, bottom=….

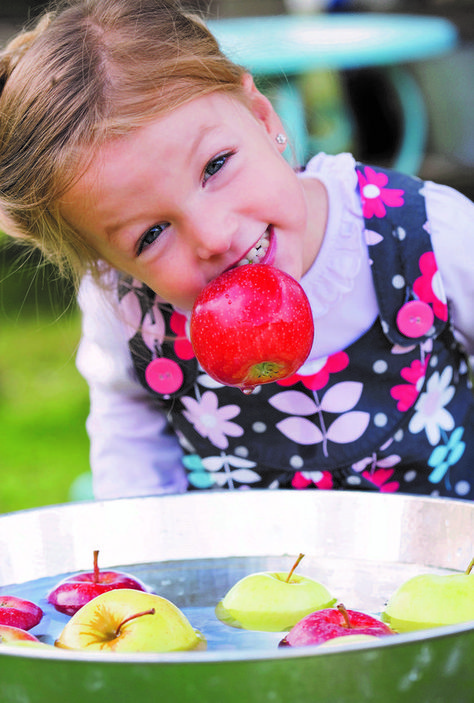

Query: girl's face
left=61, top=77, right=326, bottom=311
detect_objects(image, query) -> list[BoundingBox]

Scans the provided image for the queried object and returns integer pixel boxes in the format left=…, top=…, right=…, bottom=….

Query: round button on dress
left=396, top=300, right=434, bottom=338
left=145, top=358, right=184, bottom=395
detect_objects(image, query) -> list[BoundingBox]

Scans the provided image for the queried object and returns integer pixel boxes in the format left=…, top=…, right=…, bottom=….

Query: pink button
left=396, top=300, right=434, bottom=338
left=145, top=358, right=183, bottom=395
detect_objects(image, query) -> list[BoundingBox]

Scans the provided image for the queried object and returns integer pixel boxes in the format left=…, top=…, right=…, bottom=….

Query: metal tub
left=0, top=490, right=473, bottom=702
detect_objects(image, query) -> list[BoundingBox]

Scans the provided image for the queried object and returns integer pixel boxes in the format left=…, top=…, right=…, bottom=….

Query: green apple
left=215, top=554, right=336, bottom=631
left=382, top=558, right=474, bottom=632
left=55, top=588, right=206, bottom=652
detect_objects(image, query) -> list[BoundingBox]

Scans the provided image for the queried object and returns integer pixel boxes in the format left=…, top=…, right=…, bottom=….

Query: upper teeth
left=237, top=231, right=270, bottom=266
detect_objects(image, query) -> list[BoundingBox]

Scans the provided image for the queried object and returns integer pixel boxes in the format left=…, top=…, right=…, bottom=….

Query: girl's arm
left=76, top=274, right=187, bottom=500
left=426, top=180, right=474, bottom=356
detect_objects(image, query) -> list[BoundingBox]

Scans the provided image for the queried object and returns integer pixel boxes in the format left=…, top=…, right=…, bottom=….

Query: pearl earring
left=275, top=133, right=287, bottom=145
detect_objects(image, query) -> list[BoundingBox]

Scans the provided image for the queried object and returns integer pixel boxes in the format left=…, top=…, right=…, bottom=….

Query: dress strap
left=356, top=162, right=448, bottom=347
left=118, top=275, right=198, bottom=400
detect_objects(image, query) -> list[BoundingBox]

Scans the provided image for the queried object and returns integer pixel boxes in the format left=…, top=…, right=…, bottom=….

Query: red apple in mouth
left=190, top=264, right=314, bottom=392
left=279, top=603, right=395, bottom=647
left=0, top=595, right=43, bottom=630
left=47, top=550, right=149, bottom=615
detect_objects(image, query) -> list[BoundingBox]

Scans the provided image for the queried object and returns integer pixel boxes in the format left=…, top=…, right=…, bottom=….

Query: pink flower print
left=170, top=311, right=195, bottom=360
left=277, top=351, right=349, bottom=391
left=181, top=391, right=243, bottom=450
left=291, top=470, right=334, bottom=490
left=357, top=166, right=404, bottom=219
left=361, top=468, right=399, bottom=493
left=390, top=356, right=430, bottom=412
left=412, top=251, right=448, bottom=322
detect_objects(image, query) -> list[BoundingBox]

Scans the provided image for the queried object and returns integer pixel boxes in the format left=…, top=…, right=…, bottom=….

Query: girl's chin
left=271, top=260, right=302, bottom=283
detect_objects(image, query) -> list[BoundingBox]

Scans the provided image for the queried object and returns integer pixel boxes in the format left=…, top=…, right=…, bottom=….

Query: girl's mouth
left=236, top=228, right=272, bottom=266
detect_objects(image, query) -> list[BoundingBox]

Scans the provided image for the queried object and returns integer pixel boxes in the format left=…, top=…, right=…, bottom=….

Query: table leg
left=385, top=65, right=427, bottom=175
left=273, top=65, right=427, bottom=175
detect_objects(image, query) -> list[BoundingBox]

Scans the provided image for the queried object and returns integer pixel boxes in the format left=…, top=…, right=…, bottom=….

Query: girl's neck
left=301, top=175, right=329, bottom=276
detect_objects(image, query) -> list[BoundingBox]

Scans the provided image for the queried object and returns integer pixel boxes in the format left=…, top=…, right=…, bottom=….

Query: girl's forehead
left=61, top=92, right=259, bottom=212
left=92, top=91, right=256, bottom=162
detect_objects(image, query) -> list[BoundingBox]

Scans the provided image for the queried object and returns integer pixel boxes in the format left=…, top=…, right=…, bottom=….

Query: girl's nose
left=185, top=211, right=235, bottom=260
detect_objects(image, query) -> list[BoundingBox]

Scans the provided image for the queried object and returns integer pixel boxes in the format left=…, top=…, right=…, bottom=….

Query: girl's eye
left=137, top=223, right=168, bottom=256
left=203, top=152, right=233, bottom=184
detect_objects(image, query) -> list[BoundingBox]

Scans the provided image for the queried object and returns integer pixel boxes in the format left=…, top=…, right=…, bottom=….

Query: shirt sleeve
left=425, top=180, right=474, bottom=355
left=76, top=274, right=187, bottom=500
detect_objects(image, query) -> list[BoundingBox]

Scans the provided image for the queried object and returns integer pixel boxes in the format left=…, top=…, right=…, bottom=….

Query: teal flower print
left=428, top=427, right=466, bottom=488
left=182, top=454, right=215, bottom=489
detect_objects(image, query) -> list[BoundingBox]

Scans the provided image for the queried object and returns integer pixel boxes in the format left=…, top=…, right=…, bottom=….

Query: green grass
left=0, top=309, right=91, bottom=513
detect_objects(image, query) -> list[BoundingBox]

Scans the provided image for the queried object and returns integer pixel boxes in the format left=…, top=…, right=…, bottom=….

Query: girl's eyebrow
left=189, top=122, right=225, bottom=154
left=102, top=203, right=151, bottom=244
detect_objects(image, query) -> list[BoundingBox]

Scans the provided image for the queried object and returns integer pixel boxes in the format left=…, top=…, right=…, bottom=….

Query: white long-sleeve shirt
left=76, top=153, right=474, bottom=499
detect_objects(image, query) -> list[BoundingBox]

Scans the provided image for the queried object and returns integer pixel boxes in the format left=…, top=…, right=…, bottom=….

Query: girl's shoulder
left=300, top=151, right=358, bottom=187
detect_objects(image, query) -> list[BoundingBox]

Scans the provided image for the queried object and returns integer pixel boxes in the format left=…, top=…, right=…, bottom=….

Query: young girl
left=1, top=0, right=474, bottom=501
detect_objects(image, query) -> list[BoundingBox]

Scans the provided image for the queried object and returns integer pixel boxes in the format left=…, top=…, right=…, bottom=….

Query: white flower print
left=270, top=382, right=370, bottom=456
left=181, top=391, right=244, bottom=450
left=202, top=453, right=260, bottom=489
left=408, top=366, right=455, bottom=445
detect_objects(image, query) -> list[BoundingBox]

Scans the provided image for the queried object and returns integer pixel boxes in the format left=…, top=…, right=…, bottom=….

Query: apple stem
left=337, top=603, right=353, bottom=629
left=115, top=608, right=156, bottom=637
left=93, top=550, right=100, bottom=584
left=465, top=557, right=474, bottom=575
left=286, top=553, right=305, bottom=583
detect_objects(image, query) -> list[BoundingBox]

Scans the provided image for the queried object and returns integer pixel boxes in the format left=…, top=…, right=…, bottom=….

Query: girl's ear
left=241, top=73, right=286, bottom=147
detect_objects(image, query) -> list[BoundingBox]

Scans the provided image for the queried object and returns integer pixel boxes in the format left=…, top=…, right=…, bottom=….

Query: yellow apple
left=13, top=640, right=57, bottom=651
left=382, top=558, right=474, bottom=632
left=215, top=554, right=336, bottom=632
left=0, top=624, right=42, bottom=645
left=55, top=588, right=206, bottom=652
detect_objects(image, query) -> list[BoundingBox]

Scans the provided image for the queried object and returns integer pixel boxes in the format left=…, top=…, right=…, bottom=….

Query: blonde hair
left=0, top=0, right=246, bottom=286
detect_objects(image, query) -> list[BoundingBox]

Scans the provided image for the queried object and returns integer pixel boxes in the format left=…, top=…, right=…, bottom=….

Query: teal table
left=208, top=14, right=458, bottom=173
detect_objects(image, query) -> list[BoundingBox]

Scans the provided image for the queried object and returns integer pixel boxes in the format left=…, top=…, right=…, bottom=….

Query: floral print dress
left=119, top=164, right=474, bottom=499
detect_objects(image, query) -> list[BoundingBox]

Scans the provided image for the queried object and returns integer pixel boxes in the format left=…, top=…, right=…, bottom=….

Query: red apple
left=47, top=550, right=149, bottom=615
left=0, top=624, right=41, bottom=645
left=190, top=264, right=314, bottom=392
left=279, top=604, right=394, bottom=647
left=0, top=595, right=43, bottom=630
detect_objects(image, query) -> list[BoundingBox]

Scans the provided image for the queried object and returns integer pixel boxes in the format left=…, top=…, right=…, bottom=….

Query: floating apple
left=279, top=603, right=394, bottom=647
left=190, top=264, right=314, bottom=392
left=0, top=624, right=42, bottom=646
left=215, top=554, right=336, bottom=632
left=0, top=595, right=43, bottom=630
left=382, top=557, right=474, bottom=632
left=55, top=588, right=206, bottom=653
left=317, top=633, right=381, bottom=648
left=47, top=550, right=148, bottom=615
left=12, top=640, right=57, bottom=651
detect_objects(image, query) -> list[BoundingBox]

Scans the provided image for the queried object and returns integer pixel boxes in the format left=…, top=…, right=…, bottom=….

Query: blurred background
left=1, top=0, right=473, bottom=513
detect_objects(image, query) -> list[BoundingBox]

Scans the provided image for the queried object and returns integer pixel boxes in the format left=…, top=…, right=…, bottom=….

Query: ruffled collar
left=299, top=153, right=365, bottom=318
